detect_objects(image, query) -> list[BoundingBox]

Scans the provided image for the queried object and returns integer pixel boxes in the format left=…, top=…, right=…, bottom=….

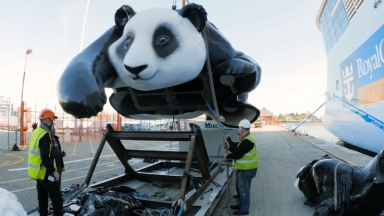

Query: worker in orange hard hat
left=28, top=108, right=66, bottom=216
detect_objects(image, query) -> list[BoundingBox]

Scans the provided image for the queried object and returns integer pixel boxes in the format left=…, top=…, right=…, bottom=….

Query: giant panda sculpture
left=57, top=3, right=262, bottom=127
left=295, top=151, right=384, bottom=215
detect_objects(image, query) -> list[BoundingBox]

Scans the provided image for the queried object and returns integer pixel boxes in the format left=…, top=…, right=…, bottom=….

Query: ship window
left=336, top=80, right=339, bottom=90
left=324, top=10, right=330, bottom=22
left=328, top=23, right=335, bottom=36
left=324, top=32, right=330, bottom=43
left=330, top=35, right=336, bottom=46
left=326, top=18, right=333, bottom=29
left=338, top=6, right=348, bottom=21
left=328, top=0, right=335, bottom=11
left=320, top=16, right=325, bottom=25
left=321, top=0, right=349, bottom=52
left=332, top=15, right=341, bottom=28
left=340, top=17, right=349, bottom=32
left=336, top=2, right=344, bottom=16
left=324, top=4, right=331, bottom=17
left=336, top=27, right=343, bottom=38
left=322, top=24, right=330, bottom=41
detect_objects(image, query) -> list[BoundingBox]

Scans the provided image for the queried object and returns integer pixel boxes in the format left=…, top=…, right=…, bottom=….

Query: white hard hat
left=238, top=119, right=251, bottom=128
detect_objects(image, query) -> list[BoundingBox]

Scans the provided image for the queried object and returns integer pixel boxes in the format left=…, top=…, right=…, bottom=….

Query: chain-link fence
left=0, top=97, right=198, bottom=155
left=0, top=96, right=16, bottom=155
left=0, top=97, right=124, bottom=154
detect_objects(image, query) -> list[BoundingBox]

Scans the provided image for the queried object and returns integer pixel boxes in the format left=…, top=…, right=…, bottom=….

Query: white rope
left=202, top=27, right=233, bottom=216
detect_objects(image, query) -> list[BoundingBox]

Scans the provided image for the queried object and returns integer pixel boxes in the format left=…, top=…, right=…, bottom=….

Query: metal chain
left=202, top=27, right=233, bottom=216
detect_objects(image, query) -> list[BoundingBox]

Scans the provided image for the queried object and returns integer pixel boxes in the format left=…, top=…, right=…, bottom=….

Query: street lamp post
left=21, top=48, right=33, bottom=112
left=19, top=48, right=33, bottom=146
left=7, top=97, right=11, bottom=152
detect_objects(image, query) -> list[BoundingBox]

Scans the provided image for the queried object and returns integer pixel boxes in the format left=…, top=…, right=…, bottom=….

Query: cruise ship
left=317, top=0, right=384, bottom=153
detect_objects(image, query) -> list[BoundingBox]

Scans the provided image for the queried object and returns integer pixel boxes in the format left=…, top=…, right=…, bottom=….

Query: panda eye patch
left=116, top=35, right=134, bottom=59
left=124, top=34, right=134, bottom=48
left=152, top=24, right=179, bottom=58
left=124, top=40, right=131, bottom=49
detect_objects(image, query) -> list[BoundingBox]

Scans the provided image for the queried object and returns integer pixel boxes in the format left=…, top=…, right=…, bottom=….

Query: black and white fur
left=108, top=6, right=207, bottom=91
left=57, top=4, right=261, bottom=127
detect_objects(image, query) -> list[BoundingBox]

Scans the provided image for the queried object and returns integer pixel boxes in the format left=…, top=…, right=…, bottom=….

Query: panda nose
left=124, top=65, right=148, bottom=75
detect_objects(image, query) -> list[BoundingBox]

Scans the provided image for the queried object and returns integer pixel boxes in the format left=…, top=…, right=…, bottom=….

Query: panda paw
left=59, top=92, right=106, bottom=119
left=57, top=61, right=108, bottom=118
left=213, top=58, right=257, bottom=75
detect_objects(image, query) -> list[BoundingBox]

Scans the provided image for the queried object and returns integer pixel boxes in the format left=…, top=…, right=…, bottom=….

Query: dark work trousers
left=236, top=168, right=258, bottom=212
left=36, top=174, right=63, bottom=216
left=235, top=170, right=240, bottom=195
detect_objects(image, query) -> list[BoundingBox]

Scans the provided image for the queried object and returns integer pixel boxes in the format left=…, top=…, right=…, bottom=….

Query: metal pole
left=117, top=113, right=121, bottom=131
left=15, top=98, right=17, bottom=144
left=20, top=48, right=31, bottom=112
left=20, top=48, right=32, bottom=145
left=7, top=98, right=10, bottom=152
left=20, top=101, right=24, bottom=146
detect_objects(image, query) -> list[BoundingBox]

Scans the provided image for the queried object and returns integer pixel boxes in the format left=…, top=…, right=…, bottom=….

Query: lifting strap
left=200, top=92, right=227, bottom=157
left=202, top=25, right=233, bottom=216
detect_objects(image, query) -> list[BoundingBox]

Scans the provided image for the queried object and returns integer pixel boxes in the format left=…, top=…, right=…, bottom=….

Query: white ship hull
left=318, top=0, right=384, bottom=153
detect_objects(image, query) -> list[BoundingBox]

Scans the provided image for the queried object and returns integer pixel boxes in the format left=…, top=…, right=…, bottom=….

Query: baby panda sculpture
left=57, top=3, right=262, bottom=127
left=295, top=151, right=384, bottom=216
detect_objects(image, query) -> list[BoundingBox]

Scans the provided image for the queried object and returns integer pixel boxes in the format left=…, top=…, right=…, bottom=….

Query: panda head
left=108, top=4, right=207, bottom=91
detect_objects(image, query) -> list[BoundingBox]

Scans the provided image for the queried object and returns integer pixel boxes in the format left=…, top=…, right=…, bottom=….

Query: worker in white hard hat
left=223, top=119, right=259, bottom=215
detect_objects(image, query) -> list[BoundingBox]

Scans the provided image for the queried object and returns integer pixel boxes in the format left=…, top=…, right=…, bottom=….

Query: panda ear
left=115, top=5, right=136, bottom=32
left=179, top=3, right=207, bottom=32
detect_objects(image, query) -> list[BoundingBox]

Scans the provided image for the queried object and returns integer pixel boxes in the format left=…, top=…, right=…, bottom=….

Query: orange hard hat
left=39, top=109, right=58, bottom=121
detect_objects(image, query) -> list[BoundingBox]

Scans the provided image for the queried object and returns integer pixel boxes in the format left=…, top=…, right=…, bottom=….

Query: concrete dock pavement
left=296, top=133, right=372, bottom=166
left=0, top=139, right=180, bottom=213
left=0, top=125, right=376, bottom=215
left=212, top=125, right=375, bottom=216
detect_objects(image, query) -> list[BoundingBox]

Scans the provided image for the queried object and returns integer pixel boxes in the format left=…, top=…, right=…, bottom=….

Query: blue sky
left=0, top=0, right=326, bottom=117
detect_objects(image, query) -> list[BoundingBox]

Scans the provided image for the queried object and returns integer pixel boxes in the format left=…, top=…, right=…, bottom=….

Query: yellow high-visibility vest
left=232, top=133, right=259, bottom=170
left=28, top=127, right=65, bottom=180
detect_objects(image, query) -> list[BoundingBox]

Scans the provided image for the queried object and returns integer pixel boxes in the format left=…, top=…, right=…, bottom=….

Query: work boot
left=233, top=210, right=249, bottom=215
left=230, top=205, right=241, bottom=210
